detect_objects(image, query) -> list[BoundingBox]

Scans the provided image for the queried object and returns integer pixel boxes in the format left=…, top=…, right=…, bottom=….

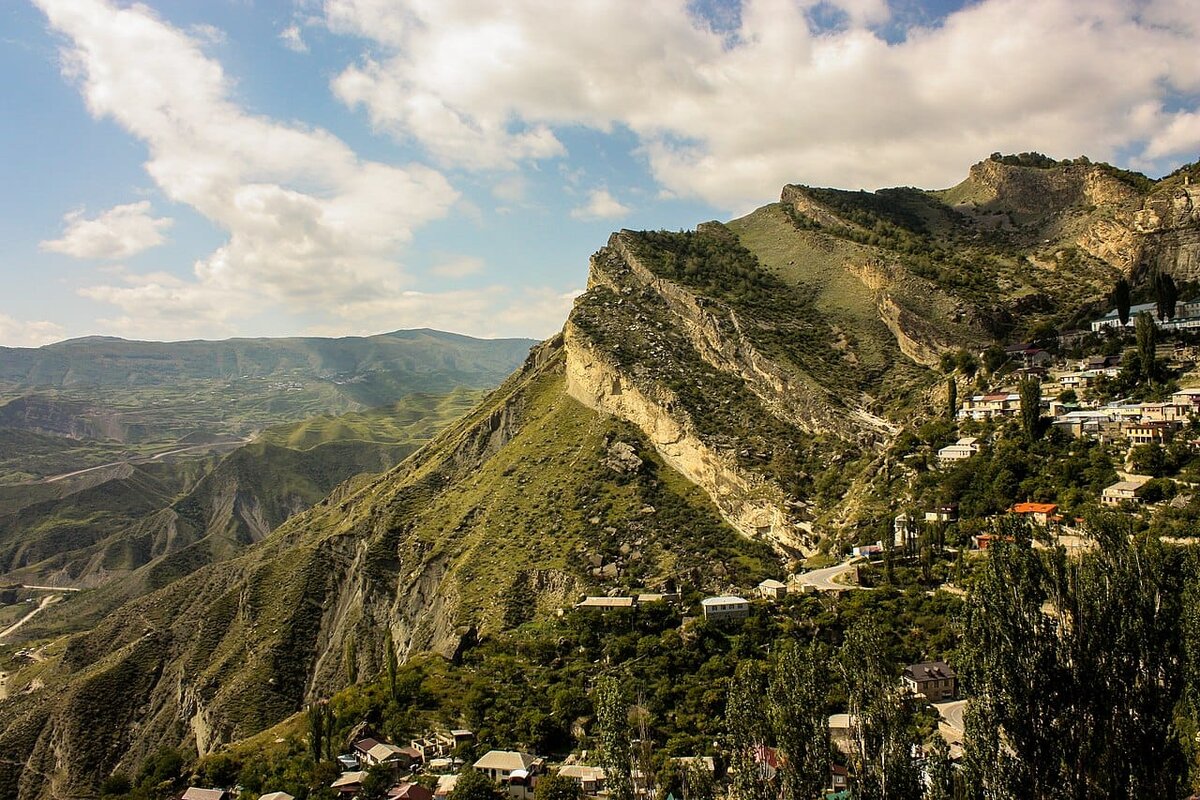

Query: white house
left=756, top=579, right=788, bottom=600
left=937, top=437, right=980, bottom=463
left=1102, top=477, right=1151, bottom=506
left=701, top=596, right=750, bottom=621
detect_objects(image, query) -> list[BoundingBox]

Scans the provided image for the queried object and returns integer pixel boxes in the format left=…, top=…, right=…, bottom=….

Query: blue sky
left=1, top=0, right=1197, bottom=345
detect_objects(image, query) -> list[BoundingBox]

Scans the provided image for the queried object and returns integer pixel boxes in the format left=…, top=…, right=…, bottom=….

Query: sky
left=1, top=0, right=1198, bottom=346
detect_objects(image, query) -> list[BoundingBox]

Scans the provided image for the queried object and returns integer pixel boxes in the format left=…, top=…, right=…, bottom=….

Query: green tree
left=1155, top=271, right=1178, bottom=320
left=946, top=376, right=957, bottom=420
left=1113, top=276, right=1131, bottom=326
left=961, top=515, right=1186, bottom=798
left=982, top=345, right=1007, bottom=375
left=535, top=773, right=583, bottom=800
left=1019, top=377, right=1042, bottom=440
left=726, top=662, right=773, bottom=800
left=924, top=735, right=953, bottom=800
left=840, top=618, right=921, bottom=800
left=385, top=628, right=399, bottom=700
left=307, top=702, right=327, bottom=763
left=677, top=760, right=717, bottom=800
left=450, top=770, right=505, bottom=800
left=768, top=641, right=831, bottom=800
left=594, top=676, right=635, bottom=800
left=359, top=765, right=396, bottom=800
left=1136, top=311, right=1158, bottom=385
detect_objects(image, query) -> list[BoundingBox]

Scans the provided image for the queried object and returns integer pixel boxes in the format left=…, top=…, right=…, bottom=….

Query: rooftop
left=473, top=750, right=541, bottom=773
left=904, top=660, right=956, bottom=682
left=701, top=595, right=749, bottom=606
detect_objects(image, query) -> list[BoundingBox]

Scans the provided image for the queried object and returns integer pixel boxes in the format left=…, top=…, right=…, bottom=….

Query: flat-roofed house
left=574, top=596, right=636, bottom=611
left=756, top=579, right=788, bottom=600
left=700, top=596, right=750, bottom=621
left=182, top=790, right=229, bottom=800
left=937, top=437, right=980, bottom=463
left=1103, top=478, right=1151, bottom=506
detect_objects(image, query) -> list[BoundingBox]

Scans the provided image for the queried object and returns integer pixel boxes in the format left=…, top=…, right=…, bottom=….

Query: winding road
left=0, top=594, right=62, bottom=641
left=797, top=558, right=864, bottom=592
left=36, top=437, right=251, bottom=484
left=934, top=699, right=968, bottom=735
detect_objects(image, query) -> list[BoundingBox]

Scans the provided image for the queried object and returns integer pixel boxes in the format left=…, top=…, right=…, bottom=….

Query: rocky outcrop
left=564, top=324, right=802, bottom=550
left=1135, top=183, right=1200, bottom=282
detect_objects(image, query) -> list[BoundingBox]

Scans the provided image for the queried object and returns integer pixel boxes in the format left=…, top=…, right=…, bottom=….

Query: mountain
left=0, top=390, right=486, bottom=599
left=2, top=155, right=1197, bottom=799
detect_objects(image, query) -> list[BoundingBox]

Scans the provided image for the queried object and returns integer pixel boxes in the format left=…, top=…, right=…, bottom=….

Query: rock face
left=1136, top=183, right=1200, bottom=282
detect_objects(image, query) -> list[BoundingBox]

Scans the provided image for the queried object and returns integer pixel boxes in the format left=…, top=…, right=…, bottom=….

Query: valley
left=2, top=155, right=1200, bottom=799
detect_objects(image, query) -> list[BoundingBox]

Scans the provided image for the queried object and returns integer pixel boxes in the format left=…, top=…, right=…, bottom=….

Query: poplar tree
left=768, top=641, right=831, bottom=800
left=1112, top=277, right=1131, bottom=326
left=1018, top=377, right=1041, bottom=440
left=726, top=662, right=773, bottom=800
left=946, top=376, right=957, bottom=419
left=1136, top=311, right=1157, bottom=385
left=594, top=677, right=634, bottom=800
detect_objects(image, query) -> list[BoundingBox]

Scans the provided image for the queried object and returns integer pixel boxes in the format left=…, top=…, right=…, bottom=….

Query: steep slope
left=5, top=156, right=1199, bottom=799
left=0, top=339, right=775, bottom=799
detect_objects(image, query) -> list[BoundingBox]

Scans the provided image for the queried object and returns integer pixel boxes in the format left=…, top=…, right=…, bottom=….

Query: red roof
left=1011, top=502, right=1058, bottom=515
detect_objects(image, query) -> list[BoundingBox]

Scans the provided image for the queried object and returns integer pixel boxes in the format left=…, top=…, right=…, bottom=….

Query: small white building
left=473, top=751, right=544, bottom=800
left=1102, top=477, right=1151, bottom=506
left=701, top=596, right=750, bottom=621
left=937, top=437, right=980, bottom=463
left=756, top=579, right=788, bottom=600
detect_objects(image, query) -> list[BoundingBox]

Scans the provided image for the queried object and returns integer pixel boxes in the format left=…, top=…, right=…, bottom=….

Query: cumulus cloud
left=323, top=0, right=1200, bottom=208
left=36, top=0, right=458, bottom=336
left=279, top=24, right=308, bottom=53
left=570, top=188, right=631, bottom=221
left=40, top=201, right=172, bottom=260
left=0, top=315, right=67, bottom=348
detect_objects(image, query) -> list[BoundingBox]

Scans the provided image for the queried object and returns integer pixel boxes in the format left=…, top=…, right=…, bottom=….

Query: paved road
left=36, top=438, right=250, bottom=484
left=797, top=559, right=863, bottom=592
left=0, top=594, right=62, bottom=641
left=20, top=584, right=81, bottom=593
left=934, top=699, right=968, bottom=735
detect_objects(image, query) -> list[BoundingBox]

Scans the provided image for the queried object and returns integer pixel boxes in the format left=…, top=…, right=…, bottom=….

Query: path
left=0, top=594, right=62, bottom=641
left=934, top=699, right=967, bottom=735
left=797, top=558, right=863, bottom=592
left=36, top=437, right=251, bottom=484
left=20, top=584, right=81, bottom=593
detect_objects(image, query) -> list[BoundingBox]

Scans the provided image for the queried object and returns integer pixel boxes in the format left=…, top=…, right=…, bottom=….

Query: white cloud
left=429, top=255, right=485, bottom=279
left=36, top=0, right=458, bottom=337
left=40, top=201, right=172, bottom=260
left=570, top=188, right=631, bottom=221
left=323, top=0, right=1200, bottom=209
left=0, top=315, right=67, bottom=348
left=279, top=24, right=308, bottom=53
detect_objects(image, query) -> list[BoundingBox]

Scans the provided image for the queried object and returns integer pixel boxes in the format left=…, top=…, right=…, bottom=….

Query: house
left=1172, top=388, right=1200, bottom=416
left=700, top=596, right=750, bottom=621
left=894, top=513, right=919, bottom=555
left=259, top=793, right=294, bottom=800
left=353, top=738, right=381, bottom=767
left=451, top=729, right=475, bottom=745
left=852, top=543, right=883, bottom=558
left=388, top=784, right=434, bottom=800
left=1124, top=420, right=1178, bottom=445
left=363, top=743, right=410, bottom=769
left=959, top=393, right=1021, bottom=421
left=332, top=772, right=368, bottom=795
left=756, top=579, right=788, bottom=600
left=902, top=661, right=957, bottom=702
left=1102, top=477, right=1151, bottom=506
left=924, top=505, right=958, bottom=523
left=827, top=714, right=855, bottom=756
left=937, top=437, right=980, bottom=463
left=182, top=790, right=229, bottom=800
left=574, top=596, right=636, bottom=611
left=473, top=750, right=545, bottom=799
left=1010, top=502, right=1059, bottom=526
left=338, top=754, right=361, bottom=771
left=557, top=765, right=606, bottom=794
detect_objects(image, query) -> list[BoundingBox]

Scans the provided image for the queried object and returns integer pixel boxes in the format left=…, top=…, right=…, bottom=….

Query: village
left=170, top=303, right=1200, bottom=800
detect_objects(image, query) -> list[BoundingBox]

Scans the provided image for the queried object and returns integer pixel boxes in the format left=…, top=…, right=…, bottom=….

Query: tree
left=359, top=765, right=395, bottom=800
left=677, top=759, right=717, bottom=800
left=593, top=677, right=635, bottom=800
left=946, top=376, right=957, bottom=420
left=1155, top=271, right=1178, bottom=320
left=1136, top=311, right=1158, bottom=385
left=1112, top=277, right=1131, bottom=326
left=768, top=641, right=831, bottom=800
left=535, top=774, right=583, bottom=800
left=450, top=770, right=504, bottom=800
left=840, top=618, right=921, bottom=800
left=924, top=736, right=953, bottom=800
left=961, top=515, right=1187, bottom=798
left=982, top=345, right=1007, bottom=375
left=1018, top=377, right=1042, bottom=441
left=307, top=703, right=328, bottom=763
left=726, top=662, right=773, bottom=800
